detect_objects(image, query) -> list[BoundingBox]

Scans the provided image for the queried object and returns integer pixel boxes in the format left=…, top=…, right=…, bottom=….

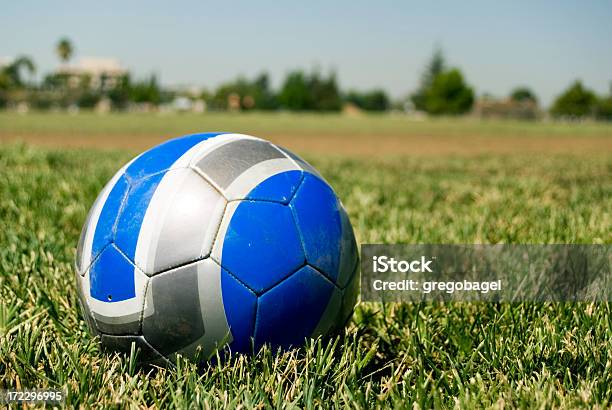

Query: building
left=56, top=57, right=127, bottom=90
left=473, top=97, right=540, bottom=120
left=0, top=56, right=12, bottom=68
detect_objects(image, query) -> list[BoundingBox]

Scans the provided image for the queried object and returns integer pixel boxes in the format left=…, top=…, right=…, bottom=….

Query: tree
left=0, top=55, right=36, bottom=89
left=409, top=48, right=474, bottom=115
left=130, top=75, right=162, bottom=105
left=550, top=81, right=597, bottom=118
left=411, top=48, right=445, bottom=111
left=345, top=89, right=390, bottom=111
left=595, top=96, right=612, bottom=121
left=424, top=69, right=474, bottom=115
left=278, top=71, right=313, bottom=110
left=251, top=73, right=278, bottom=109
left=278, top=69, right=341, bottom=111
left=510, top=87, right=538, bottom=104
left=107, top=74, right=131, bottom=109
left=310, top=71, right=342, bottom=111
left=77, top=91, right=101, bottom=108
left=56, top=37, right=74, bottom=64
left=595, top=83, right=612, bottom=121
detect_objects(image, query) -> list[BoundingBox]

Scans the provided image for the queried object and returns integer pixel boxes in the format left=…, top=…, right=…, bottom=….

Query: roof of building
left=58, top=57, right=127, bottom=76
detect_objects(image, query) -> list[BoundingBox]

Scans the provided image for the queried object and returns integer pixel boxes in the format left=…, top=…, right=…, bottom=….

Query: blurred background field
left=1, top=112, right=611, bottom=156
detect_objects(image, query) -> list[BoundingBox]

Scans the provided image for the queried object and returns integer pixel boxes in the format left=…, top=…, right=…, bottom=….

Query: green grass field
left=1, top=114, right=611, bottom=408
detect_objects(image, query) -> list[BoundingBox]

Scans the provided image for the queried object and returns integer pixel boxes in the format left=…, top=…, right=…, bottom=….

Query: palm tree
left=2, top=55, right=36, bottom=87
left=56, top=37, right=74, bottom=64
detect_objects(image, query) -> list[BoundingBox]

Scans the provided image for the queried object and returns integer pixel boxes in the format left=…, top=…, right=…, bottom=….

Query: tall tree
left=310, top=71, right=342, bottom=111
left=424, top=69, right=474, bottom=115
left=550, top=81, right=597, bottom=118
left=252, top=72, right=279, bottom=109
left=56, top=37, right=74, bottom=64
left=279, top=71, right=314, bottom=110
left=411, top=48, right=445, bottom=111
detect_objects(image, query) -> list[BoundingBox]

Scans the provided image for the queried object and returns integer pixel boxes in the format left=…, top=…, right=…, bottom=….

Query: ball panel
left=132, top=168, right=226, bottom=275
left=254, top=265, right=335, bottom=349
left=245, top=170, right=303, bottom=204
left=93, top=312, right=142, bottom=335
left=222, top=159, right=303, bottom=202
left=188, top=134, right=262, bottom=181
left=141, top=262, right=206, bottom=357
left=89, top=244, right=136, bottom=302
left=192, top=138, right=286, bottom=189
left=142, top=258, right=233, bottom=361
left=220, top=268, right=257, bottom=353
left=220, top=200, right=305, bottom=294
left=290, top=173, right=343, bottom=282
left=187, top=258, right=232, bottom=359
left=123, top=132, right=223, bottom=181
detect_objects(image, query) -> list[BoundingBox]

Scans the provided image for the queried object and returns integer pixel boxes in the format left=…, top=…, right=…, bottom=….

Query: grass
left=0, top=115, right=611, bottom=408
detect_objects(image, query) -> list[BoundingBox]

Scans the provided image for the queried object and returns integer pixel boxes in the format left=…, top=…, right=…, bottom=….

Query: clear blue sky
left=2, top=1, right=611, bottom=106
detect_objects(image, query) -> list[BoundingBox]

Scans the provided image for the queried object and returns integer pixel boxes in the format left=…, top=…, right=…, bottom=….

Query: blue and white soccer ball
left=75, top=133, right=359, bottom=364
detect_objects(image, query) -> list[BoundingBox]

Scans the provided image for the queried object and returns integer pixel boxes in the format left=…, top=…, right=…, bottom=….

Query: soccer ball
left=75, top=133, right=359, bottom=365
